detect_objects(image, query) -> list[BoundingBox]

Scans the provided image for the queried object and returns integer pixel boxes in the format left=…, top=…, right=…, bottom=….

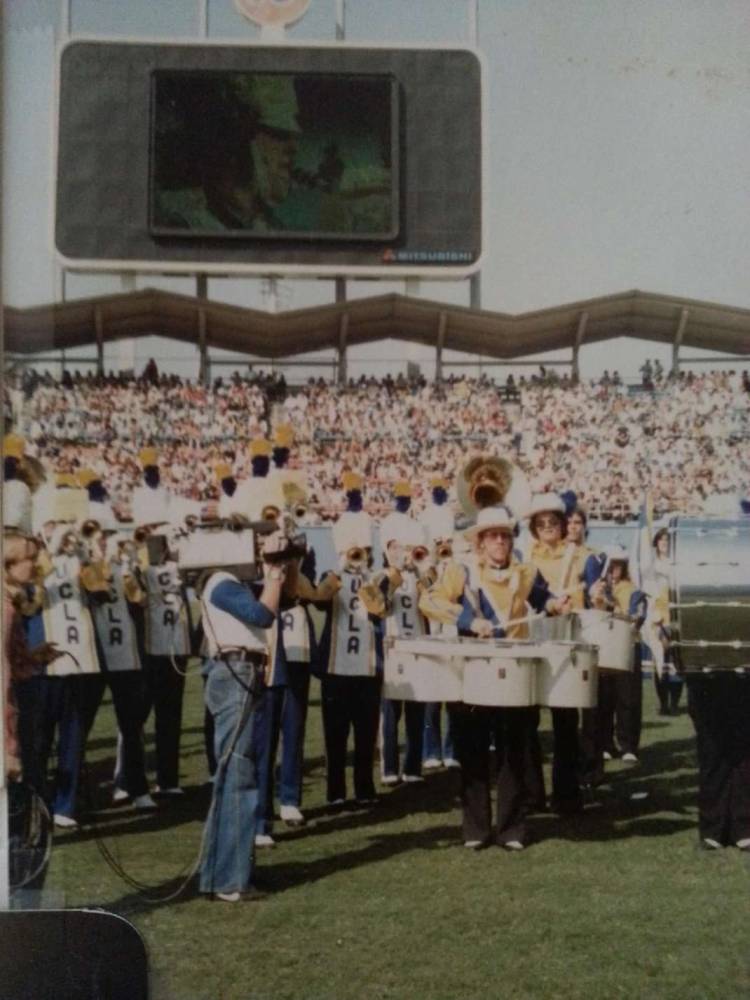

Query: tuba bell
left=457, top=455, right=531, bottom=519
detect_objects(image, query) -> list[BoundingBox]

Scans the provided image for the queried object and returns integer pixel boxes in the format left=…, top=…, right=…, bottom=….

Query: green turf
left=40, top=671, right=750, bottom=1000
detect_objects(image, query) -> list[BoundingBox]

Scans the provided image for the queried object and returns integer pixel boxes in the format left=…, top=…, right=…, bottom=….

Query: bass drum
left=669, top=517, right=750, bottom=672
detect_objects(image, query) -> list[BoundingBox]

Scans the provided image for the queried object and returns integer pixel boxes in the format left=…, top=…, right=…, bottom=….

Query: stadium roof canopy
left=4, top=288, right=750, bottom=360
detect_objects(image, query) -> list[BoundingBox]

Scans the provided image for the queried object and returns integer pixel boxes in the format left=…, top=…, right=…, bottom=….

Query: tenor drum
left=668, top=517, right=750, bottom=671
left=384, top=637, right=464, bottom=702
left=528, top=613, right=581, bottom=642
left=576, top=610, right=634, bottom=673
left=460, top=640, right=537, bottom=707
left=534, top=642, right=598, bottom=708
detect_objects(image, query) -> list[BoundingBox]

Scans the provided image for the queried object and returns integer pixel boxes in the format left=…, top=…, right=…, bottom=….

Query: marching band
left=3, top=428, right=750, bottom=901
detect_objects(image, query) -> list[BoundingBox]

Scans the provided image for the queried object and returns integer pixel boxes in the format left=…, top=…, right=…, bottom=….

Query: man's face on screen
left=252, top=127, right=297, bottom=206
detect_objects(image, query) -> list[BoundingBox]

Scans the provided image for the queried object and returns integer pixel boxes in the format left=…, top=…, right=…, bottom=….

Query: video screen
left=150, top=70, right=400, bottom=241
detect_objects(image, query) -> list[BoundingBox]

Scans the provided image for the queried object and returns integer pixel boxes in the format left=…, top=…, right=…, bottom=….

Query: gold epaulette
left=123, top=572, right=145, bottom=604
left=296, top=573, right=342, bottom=603
left=80, top=560, right=113, bottom=593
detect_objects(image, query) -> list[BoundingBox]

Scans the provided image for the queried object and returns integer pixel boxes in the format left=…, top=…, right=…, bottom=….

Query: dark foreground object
left=0, top=909, right=149, bottom=999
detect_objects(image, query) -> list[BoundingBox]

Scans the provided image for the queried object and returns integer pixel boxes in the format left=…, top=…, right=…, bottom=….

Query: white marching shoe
left=53, top=814, right=78, bottom=829
left=254, top=833, right=276, bottom=848
left=280, top=805, right=305, bottom=826
left=134, top=793, right=158, bottom=811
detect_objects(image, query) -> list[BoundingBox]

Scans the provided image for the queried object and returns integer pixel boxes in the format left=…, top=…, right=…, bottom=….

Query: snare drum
left=669, top=517, right=750, bottom=671
left=534, top=642, right=598, bottom=708
left=384, top=637, right=463, bottom=702
left=460, top=640, right=537, bottom=707
left=576, top=610, right=634, bottom=673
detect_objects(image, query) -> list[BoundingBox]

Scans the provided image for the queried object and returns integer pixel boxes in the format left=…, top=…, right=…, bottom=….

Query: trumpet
left=436, top=539, right=453, bottom=560
left=410, top=545, right=430, bottom=564
left=261, top=504, right=281, bottom=523
left=345, top=546, right=367, bottom=567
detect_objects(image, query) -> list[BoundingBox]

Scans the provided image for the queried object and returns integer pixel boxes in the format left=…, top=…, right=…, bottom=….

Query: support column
left=470, top=272, right=481, bottom=310
left=197, top=273, right=209, bottom=386
left=338, top=312, right=349, bottom=387
left=94, top=305, right=104, bottom=376
left=572, top=310, right=588, bottom=383
left=672, top=308, right=689, bottom=378
left=335, top=276, right=347, bottom=303
left=335, top=0, right=346, bottom=40
left=436, top=311, right=447, bottom=383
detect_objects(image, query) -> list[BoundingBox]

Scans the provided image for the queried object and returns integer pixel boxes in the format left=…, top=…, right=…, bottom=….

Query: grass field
left=39, top=670, right=750, bottom=1000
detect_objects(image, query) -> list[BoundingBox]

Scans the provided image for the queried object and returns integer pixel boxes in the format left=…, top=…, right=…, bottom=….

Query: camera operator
left=198, top=527, right=288, bottom=902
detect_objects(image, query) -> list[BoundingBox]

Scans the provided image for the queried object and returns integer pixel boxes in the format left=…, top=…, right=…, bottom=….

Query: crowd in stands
left=5, top=360, right=749, bottom=523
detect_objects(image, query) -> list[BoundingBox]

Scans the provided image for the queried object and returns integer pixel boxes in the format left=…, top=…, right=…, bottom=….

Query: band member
left=643, top=528, right=683, bottom=716
left=199, top=530, right=287, bottom=901
left=379, top=485, right=430, bottom=785
left=78, top=468, right=118, bottom=531
left=3, top=433, right=33, bottom=535
left=131, top=448, right=172, bottom=527
left=526, top=493, right=579, bottom=813
left=26, top=522, right=100, bottom=827
left=585, top=546, right=647, bottom=764
left=564, top=502, right=603, bottom=787
left=686, top=671, right=750, bottom=851
left=252, top=524, right=322, bottom=844
left=78, top=523, right=155, bottom=811
left=420, top=476, right=459, bottom=770
left=215, top=462, right=239, bottom=519
left=3, top=532, right=60, bottom=782
left=137, top=530, right=193, bottom=795
left=233, top=438, right=282, bottom=520
left=420, top=504, right=568, bottom=849
left=314, top=495, right=397, bottom=806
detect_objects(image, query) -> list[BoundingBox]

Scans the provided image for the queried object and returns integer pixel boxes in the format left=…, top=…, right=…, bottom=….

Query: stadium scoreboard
left=55, top=42, right=483, bottom=277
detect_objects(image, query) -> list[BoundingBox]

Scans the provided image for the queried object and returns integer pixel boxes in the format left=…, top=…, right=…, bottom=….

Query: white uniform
left=326, top=570, right=378, bottom=677
left=143, top=562, right=192, bottom=657
left=89, top=565, right=141, bottom=672
left=386, top=569, right=426, bottom=640
left=43, top=555, right=99, bottom=676
left=132, top=484, right=171, bottom=527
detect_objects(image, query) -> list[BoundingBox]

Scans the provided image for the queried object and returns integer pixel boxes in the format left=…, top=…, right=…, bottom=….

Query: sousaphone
left=457, top=455, right=531, bottom=519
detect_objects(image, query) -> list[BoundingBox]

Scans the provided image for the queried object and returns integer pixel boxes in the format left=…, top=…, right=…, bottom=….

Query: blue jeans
left=199, top=659, right=262, bottom=895
left=254, top=664, right=311, bottom=833
left=17, top=675, right=86, bottom=820
left=423, top=703, right=456, bottom=762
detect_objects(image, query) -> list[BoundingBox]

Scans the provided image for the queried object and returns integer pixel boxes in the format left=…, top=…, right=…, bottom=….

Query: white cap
left=603, top=544, right=629, bottom=563
left=464, top=504, right=516, bottom=542
left=528, top=493, right=566, bottom=519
